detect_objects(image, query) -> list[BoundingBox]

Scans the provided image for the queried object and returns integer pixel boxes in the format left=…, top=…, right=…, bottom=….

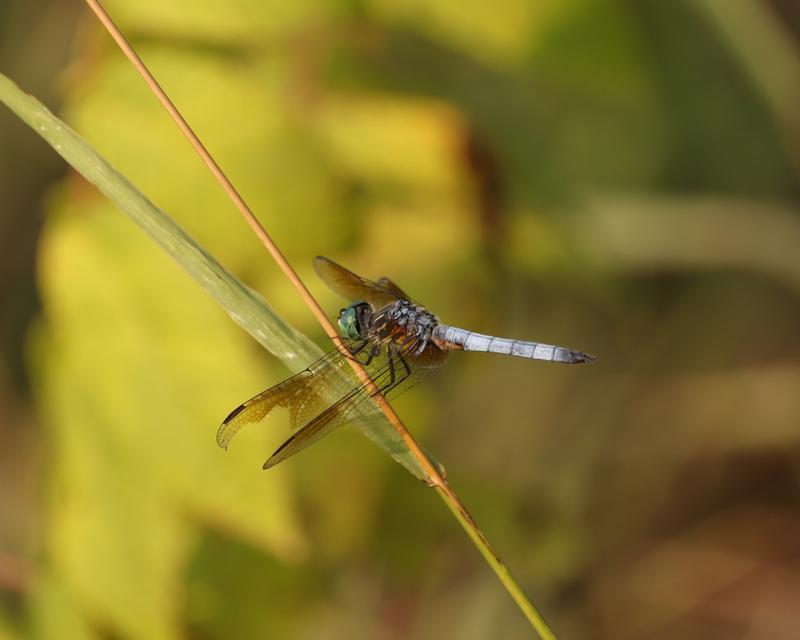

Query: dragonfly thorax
left=369, top=299, right=438, bottom=351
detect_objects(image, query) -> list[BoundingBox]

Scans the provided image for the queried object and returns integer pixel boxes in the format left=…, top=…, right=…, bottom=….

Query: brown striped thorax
left=338, top=299, right=439, bottom=356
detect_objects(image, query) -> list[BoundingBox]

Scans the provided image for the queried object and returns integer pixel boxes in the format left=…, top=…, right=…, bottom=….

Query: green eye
left=337, top=304, right=362, bottom=339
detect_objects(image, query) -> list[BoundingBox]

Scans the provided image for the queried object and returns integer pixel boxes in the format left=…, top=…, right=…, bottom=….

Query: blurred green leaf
left=0, top=610, right=19, bottom=640
left=315, top=94, right=465, bottom=188
left=32, top=170, right=307, bottom=637
left=100, top=0, right=344, bottom=43
left=368, top=0, right=537, bottom=65
left=28, top=572, right=96, bottom=640
left=313, top=94, right=479, bottom=270
left=0, top=69, right=445, bottom=638
left=66, top=50, right=352, bottom=275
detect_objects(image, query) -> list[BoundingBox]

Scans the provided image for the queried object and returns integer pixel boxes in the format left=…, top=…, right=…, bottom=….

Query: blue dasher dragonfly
left=218, top=257, right=594, bottom=468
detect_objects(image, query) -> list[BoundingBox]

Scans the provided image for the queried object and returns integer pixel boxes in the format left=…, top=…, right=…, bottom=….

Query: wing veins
left=216, top=337, right=368, bottom=449
left=262, top=341, right=419, bottom=468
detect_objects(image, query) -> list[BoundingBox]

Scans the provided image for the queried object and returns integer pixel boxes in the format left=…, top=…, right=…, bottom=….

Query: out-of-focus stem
left=694, top=0, right=800, bottom=175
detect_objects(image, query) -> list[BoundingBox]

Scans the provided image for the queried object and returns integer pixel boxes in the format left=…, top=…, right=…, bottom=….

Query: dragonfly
left=217, top=257, right=594, bottom=469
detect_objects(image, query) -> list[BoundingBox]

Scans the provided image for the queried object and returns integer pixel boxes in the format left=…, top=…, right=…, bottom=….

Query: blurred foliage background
left=2, top=0, right=800, bottom=638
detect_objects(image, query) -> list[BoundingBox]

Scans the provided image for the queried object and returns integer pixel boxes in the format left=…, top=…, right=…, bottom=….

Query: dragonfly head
left=338, top=301, right=372, bottom=339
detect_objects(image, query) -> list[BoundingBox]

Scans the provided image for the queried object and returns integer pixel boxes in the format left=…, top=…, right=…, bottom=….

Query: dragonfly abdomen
left=432, top=325, right=594, bottom=364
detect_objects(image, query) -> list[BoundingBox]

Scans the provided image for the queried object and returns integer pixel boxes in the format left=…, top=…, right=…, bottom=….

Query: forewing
left=376, top=276, right=412, bottom=300
left=216, top=339, right=367, bottom=449
left=263, top=341, right=448, bottom=469
left=314, top=256, right=402, bottom=309
left=262, top=383, right=367, bottom=468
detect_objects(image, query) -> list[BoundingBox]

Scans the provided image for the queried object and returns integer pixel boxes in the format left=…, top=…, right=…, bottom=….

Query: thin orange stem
left=80, top=2, right=556, bottom=637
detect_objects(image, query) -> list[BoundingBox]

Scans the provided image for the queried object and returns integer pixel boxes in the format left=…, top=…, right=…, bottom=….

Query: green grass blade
left=0, top=71, right=435, bottom=481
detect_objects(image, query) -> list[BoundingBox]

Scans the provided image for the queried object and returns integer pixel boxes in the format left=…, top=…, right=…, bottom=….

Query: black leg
left=396, top=352, right=411, bottom=380
left=379, top=348, right=398, bottom=394
left=380, top=347, right=412, bottom=397
left=346, top=339, right=369, bottom=358
left=363, top=343, right=381, bottom=366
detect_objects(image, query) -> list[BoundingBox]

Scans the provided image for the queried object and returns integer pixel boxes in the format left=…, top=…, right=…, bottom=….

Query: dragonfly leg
left=396, top=351, right=411, bottom=379
left=379, top=348, right=398, bottom=394
left=346, top=339, right=369, bottom=358
left=379, top=347, right=411, bottom=395
left=362, top=342, right=382, bottom=366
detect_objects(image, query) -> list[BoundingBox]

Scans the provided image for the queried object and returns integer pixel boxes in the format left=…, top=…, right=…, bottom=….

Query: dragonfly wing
left=376, top=276, right=411, bottom=301
left=216, top=338, right=368, bottom=449
left=217, top=369, right=313, bottom=449
left=314, top=256, right=402, bottom=309
left=263, top=340, right=448, bottom=469
left=263, top=384, right=366, bottom=468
